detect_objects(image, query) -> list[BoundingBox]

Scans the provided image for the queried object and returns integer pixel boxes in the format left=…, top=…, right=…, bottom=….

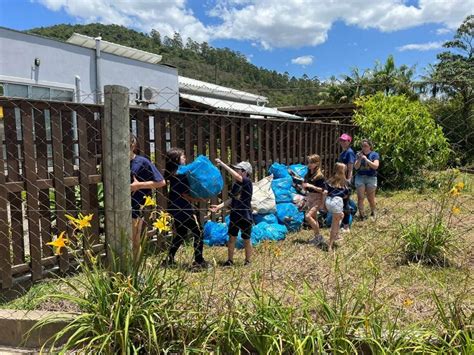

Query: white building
left=0, top=27, right=299, bottom=119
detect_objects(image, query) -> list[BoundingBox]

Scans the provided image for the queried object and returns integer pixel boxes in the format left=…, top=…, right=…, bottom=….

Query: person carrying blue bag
left=163, top=148, right=209, bottom=269
left=337, top=133, right=357, bottom=232
left=210, top=159, right=253, bottom=266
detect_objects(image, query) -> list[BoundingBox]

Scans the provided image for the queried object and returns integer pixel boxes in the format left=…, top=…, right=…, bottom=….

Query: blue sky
left=0, top=0, right=470, bottom=80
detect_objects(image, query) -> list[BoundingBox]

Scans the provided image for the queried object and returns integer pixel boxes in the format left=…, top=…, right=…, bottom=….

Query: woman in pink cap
left=337, top=133, right=356, bottom=231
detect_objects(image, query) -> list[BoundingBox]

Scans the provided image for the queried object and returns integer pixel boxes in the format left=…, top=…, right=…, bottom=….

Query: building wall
left=0, top=27, right=179, bottom=110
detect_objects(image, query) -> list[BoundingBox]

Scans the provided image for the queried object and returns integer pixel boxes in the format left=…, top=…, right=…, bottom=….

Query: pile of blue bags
left=204, top=162, right=308, bottom=248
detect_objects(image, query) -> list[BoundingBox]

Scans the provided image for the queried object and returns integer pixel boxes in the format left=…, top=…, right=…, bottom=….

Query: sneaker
left=244, top=260, right=251, bottom=266
left=161, top=258, right=176, bottom=268
left=222, top=260, right=234, bottom=267
left=341, top=226, right=351, bottom=233
left=192, top=260, right=211, bottom=270
left=309, top=235, right=325, bottom=246
left=370, top=211, right=377, bottom=220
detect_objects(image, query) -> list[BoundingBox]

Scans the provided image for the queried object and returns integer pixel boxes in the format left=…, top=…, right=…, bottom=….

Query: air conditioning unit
left=141, top=86, right=160, bottom=103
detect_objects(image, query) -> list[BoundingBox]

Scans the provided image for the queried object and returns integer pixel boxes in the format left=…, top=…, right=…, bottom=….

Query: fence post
left=102, top=85, right=132, bottom=273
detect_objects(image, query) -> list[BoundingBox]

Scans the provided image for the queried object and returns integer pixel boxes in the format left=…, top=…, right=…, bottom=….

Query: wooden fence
left=0, top=97, right=356, bottom=289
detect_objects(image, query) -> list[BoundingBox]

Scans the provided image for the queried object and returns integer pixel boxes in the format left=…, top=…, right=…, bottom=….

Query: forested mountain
left=28, top=23, right=320, bottom=106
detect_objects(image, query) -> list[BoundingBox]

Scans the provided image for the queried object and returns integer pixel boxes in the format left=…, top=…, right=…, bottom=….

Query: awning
left=180, top=93, right=301, bottom=119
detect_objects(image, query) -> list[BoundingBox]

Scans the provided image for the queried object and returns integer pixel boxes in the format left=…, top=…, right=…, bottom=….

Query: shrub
left=353, top=93, right=451, bottom=187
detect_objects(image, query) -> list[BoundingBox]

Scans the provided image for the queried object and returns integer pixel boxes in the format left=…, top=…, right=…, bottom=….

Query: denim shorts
left=325, top=196, right=344, bottom=214
left=355, top=174, right=378, bottom=189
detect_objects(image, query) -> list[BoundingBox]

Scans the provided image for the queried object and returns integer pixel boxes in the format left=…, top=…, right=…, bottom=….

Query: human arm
left=346, top=163, right=354, bottom=182
left=215, top=158, right=243, bottom=183
left=131, top=176, right=166, bottom=192
left=302, top=182, right=324, bottom=193
left=209, top=199, right=231, bottom=212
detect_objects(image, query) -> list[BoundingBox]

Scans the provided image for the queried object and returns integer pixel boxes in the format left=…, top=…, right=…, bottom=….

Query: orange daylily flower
left=47, top=231, right=68, bottom=255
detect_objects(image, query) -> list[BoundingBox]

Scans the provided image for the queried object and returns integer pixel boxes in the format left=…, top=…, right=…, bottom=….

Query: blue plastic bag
left=265, top=223, right=288, bottom=241
left=203, top=221, right=228, bottom=246
left=254, top=213, right=278, bottom=225
left=177, top=155, right=223, bottom=198
left=268, top=163, right=290, bottom=179
left=271, top=177, right=296, bottom=203
left=276, top=203, right=304, bottom=232
left=289, top=164, right=308, bottom=178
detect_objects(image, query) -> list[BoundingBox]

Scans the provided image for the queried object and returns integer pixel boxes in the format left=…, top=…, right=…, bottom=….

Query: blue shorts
left=355, top=175, right=377, bottom=189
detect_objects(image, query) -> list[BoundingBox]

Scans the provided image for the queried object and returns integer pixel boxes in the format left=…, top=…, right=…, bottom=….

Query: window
left=8, top=83, right=29, bottom=98
left=1, top=82, right=74, bottom=102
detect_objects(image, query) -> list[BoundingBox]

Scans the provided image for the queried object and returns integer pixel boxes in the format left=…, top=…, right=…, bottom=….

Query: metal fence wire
left=0, top=82, right=472, bottom=350
left=0, top=88, right=357, bottom=289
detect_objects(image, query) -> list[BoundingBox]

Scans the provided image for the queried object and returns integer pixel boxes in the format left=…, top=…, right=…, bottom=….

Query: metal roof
left=180, top=93, right=300, bottom=119
left=179, top=76, right=268, bottom=105
left=67, top=33, right=162, bottom=64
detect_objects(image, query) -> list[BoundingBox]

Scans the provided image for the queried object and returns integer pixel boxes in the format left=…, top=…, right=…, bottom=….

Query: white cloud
left=436, top=27, right=452, bottom=35
left=34, top=0, right=470, bottom=50
left=35, top=0, right=212, bottom=42
left=397, top=41, right=444, bottom=51
left=291, top=55, right=314, bottom=66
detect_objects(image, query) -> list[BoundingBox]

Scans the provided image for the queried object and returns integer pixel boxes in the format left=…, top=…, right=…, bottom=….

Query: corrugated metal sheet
left=67, top=33, right=162, bottom=64
left=180, top=93, right=301, bottom=119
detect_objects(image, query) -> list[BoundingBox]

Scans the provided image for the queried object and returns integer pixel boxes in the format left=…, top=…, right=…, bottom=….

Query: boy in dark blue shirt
left=337, top=133, right=357, bottom=232
left=130, top=136, right=166, bottom=259
left=210, top=159, right=253, bottom=266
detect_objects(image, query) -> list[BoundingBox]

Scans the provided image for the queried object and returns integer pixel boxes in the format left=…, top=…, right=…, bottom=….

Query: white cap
left=232, top=161, right=253, bottom=175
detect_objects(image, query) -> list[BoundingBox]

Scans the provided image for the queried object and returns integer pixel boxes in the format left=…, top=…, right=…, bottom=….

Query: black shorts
left=228, top=218, right=253, bottom=240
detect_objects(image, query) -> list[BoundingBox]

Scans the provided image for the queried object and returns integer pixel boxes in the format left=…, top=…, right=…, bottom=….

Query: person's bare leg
left=357, top=185, right=366, bottom=218
left=328, top=212, right=343, bottom=251
left=227, top=235, right=237, bottom=262
left=367, top=187, right=377, bottom=215
left=305, top=207, right=320, bottom=235
left=132, top=218, right=144, bottom=262
left=244, top=239, right=252, bottom=263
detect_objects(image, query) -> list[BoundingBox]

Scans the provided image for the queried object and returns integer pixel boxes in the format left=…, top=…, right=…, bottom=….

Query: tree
left=150, top=29, right=161, bottom=46
left=353, top=93, right=450, bottom=187
left=431, top=15, right=474, bottom=165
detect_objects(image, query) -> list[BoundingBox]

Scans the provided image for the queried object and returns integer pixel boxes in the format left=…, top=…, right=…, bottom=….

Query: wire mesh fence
left=0, top=81, right=472, bottom=352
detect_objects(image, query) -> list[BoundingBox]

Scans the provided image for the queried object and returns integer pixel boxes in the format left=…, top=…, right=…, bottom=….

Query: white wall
left=0, top=27, right=179, bottom=109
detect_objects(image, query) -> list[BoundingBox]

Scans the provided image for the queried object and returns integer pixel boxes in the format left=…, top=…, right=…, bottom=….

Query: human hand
left=131, top=176, right=141, bottom=192
left=209, top=205, right=220, bottom=213
left=215, top=158, right=222, bottom=166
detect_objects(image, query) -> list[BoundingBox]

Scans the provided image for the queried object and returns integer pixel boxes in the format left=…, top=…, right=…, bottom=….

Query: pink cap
left=339, top=133, right=352, bottom=142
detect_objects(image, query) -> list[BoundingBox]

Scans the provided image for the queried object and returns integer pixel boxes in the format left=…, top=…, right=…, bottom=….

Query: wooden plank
left=279, top=122, right=284, bottom=163
left=5, top=107, right=24, bottom=266
left=240, top=119, right=247, bottom=161
left=61, top=110, right=77, bottom=242
left=86, top=110, right=100, bottom=243
left=197, top=116, right=205, bottom=224
left=298, top=123, right=304, bottom=162
left=304, top=122, right=309, bottom=159
left=249, top=122, right=255, bottom=172
left=257, top=121, right=263, bottom=180
left=21, top=103, right=43, bottom=281
left=220, top=117, right=228, bottom=219
left=272, top=122, right=277, bottom=164
left=209, top=118, right=217, bottom=220
left=51, top=108, right=69, bottom=272
left=136, top=110, right=146, bottom=157
left=170, top=113, right=178, bottom=148
left=265, top=120, right=271, bottom=172
left=286, top=122, right=291, bottom=165
left=77, top=109, right=92, bottom=252
left=34, top=107, right=53, bottom=257
left=231, top=119, right=237, bottom=165
left=292, top=122, right=297, bottom=164
left=184, top=115, right=193, bottom=160
left=0, top=118, right=13, bottom=288
left=154, top=112, right=167, bottom=210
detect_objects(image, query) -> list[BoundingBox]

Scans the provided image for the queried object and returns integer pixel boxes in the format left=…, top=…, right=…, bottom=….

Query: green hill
left=27, top=23, right=321, bottom=106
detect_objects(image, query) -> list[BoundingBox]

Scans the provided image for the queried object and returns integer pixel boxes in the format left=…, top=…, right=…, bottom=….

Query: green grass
left=2, top=173, right=473, bottom=353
